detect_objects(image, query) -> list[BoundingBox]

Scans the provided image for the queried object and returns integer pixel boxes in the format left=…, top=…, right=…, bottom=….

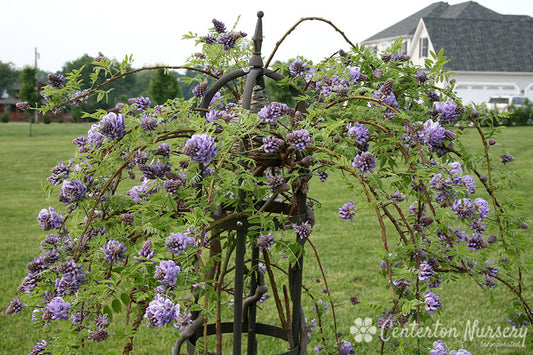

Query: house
left=362, top=1, right=533, bottom=105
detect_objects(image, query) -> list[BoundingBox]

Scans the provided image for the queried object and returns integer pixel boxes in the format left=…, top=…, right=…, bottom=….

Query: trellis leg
left=233, top=225, right=246, bottom=355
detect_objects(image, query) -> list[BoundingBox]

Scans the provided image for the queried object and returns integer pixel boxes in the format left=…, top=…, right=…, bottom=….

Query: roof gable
left=423, top=17, right=533, bottom=72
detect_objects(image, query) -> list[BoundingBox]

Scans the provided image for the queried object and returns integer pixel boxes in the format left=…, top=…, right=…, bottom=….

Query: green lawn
left=0, top=122, right=531, bottom=354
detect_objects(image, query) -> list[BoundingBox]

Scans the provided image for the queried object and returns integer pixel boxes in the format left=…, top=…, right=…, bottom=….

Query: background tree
left=149, top=68, right=182, bottom=105
left=19, top=67, right=40, bottom=108
left=0, top=61, right=21, bottom=97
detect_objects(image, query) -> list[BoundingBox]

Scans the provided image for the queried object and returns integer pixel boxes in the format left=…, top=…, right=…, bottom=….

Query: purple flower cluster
left=346, top=123, right=370, bottom=146
left=429, top=340, right=472, bottom=355
left=266, top=174, right=285, bottom=193
left=47, top=73, right=66, bottom=88
left=424, top=290, right=442, bottom=313
left=317, top=169, right=328, bottom=182
left=47, top=160, right=71, bottom=185
left=294, top=221, right=313, bottom=239
left=262, top=136, right=285, bottom=153
left=257, top=231, right=274, bottom=251
left=103, top=240, right=127, bottom=264
left=5, top=296, right=24, bottom=314
left=44, top=296, right=71, bottom=322
left=29, top=340, right=51, bottom=355
left=373, top=79, right=399, bottom=118
left=286, top=129, right=311, bottom=151
left=289, top=58, right=313, bottom=78
left=418, top=261, right=435, bottom=281
left=183, top=134, right=218, bottom=164
left=352, top=151, right=377, bottom=174
left=98, top=112, right=126, bottom=140
left=200, top=19, right=246, bottom=50
left=16, top=101, right=31, bottom=111
left=212, top=18, right=226, bottom=33
left=127, top=179, right=158, bottom=203
left=70, top=90, right=89, bottom=106
left=55, top=259, right=86, bottom=295
left=166, top=231, right=196, bottom=256
left=134, top=96, right=151, bottom=112
left=434, top=101, right=460, bottom=123
left=59, top=179, right=87, bottom=206
left=141, top=113, right=159, bottom=131
left=192, top=82, right=208, bottom=97
left=338, top=340, right=355, bottom=355
left=338, top=201, right=356, bottom=222
left=139, top=159, right=171, bottom=179
left=145, top=294, right=179, bottom=327
left=136, top=240, right=154, bottom=260
left=500, top=154, right=514, bottom=164
left=37, top=207, right=63, bottom=231
left=154, top=260, right=181, bottom=290
left=258, top=102, right=292, bottom=123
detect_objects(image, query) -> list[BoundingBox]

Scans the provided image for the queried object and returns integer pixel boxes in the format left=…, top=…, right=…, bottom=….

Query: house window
left=419, top=37, right=428, bottom=58
left=400, top=41, right=408, bottom=55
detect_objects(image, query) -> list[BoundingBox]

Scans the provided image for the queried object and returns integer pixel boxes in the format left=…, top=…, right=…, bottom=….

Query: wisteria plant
left=9, top=13, right=532, bottom=355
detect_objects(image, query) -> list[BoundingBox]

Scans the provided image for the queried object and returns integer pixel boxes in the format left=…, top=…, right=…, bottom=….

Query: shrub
left=0, top=111, right=9, bottom=123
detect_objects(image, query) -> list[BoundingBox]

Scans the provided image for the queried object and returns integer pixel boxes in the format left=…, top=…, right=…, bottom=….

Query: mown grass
left=0, top=122, right=531, bottom=354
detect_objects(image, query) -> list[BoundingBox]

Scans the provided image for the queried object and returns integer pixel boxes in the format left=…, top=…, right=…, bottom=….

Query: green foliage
left=148, top=68, right=182, bottom=105
left=4, top=15, right=533, bottom=355
left=0, top=61, right=21, bottom=97
left=510, top=99, right=533, bottom=126
left=0, top=111, right=9, bottom=123
left=19, top=67, right=40, bottom=106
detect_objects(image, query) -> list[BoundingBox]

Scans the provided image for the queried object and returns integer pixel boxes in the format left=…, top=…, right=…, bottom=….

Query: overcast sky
left=2, top=0, right=533, bottom=73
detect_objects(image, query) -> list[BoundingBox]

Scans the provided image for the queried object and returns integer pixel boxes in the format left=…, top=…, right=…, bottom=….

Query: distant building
left=362, top=1, right=533, bottom=105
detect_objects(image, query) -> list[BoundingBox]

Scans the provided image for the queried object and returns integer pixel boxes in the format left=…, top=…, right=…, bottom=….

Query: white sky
left=2, top=0, right=533, bottom=73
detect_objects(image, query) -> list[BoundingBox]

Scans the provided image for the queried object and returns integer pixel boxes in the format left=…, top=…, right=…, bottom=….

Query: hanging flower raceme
left=183, top=134, right=218, bottom=164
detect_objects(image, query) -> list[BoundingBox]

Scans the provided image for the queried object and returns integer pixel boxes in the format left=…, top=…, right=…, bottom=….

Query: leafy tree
left=0, top=61, right=21, bottom=97
left=149, top=68, right=182, bottom=105
left=19, top=67, right=40, bottom=107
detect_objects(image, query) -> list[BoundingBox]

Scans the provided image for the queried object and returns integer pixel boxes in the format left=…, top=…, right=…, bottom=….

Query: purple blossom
left=418, top=261, right=435, bottom=281
left=47, top=73, right=65, bottom=88
left=136, top=240, right=154, bottom=260
left=467, top=233, right=486, bottom=250
left=289, top=58, right=312, bottom=77
left=212, top=18, right=226, bottom=33
left=88, top=328, right=109, bottom=342
left=45, top=296, right=70, bottom=321
left=338, top=201, right=356, bottom=222
left=352, top=151, right=377, bottom=174
left=338, top=340, right=355, bottom=355
left=29, top=340, right=51, bottom=355
left=424, top=290, right=442, bottom=313
left=218, top=32, right=241, bottom=50
left=59, top=180, right=87, bottom=205
left=474, top=198, right=489, bottom=218
left=294, top=221, right=313, bottom=239
left=450, top=350, right=472, bottom=355
left=183, top=134, right=218, bottom=164
left=429, top=340, right=447, bottom=355
left=258, top=102, right=291, bottom=123
left=47, top=160, right=71, bottom=185
left=16, top=101, right=30, bottom=111
left=103, top=240, right=127, bottom=264
left=390, top=190, right=405, bottom=203
left=127, top=179, right=157, bottom=203
left=346, top=123, right=369, bottom=145
left=192, top=82, right=208, bottom=97
left=266, top=174, right=285, bottom=193
left=448, top=162, right=463, bottom=175
left=154, top=260, right=180, bottom=288
left=37, top=207, right=63, bottom=231
left=434, top=101, right=459, bottom=123
left=461, top=175, right=476, bottom=194
left=166, top=231, right=196, bottom=256
left=500, top=154, right=514, bottom=164
left=139, top=159, right=170, bottom=179
left=451, top=198, right=474, bottom=219
left=55, top=260, right=86, bottom=295
left=429, top=173, right=451, bottom=191
left=262, top=136, right=285, bottom=153
left=317, top=169, right=328, bottom=182
left=286, top=129, right=311, bottom=151
left=141, top=113, right=159, bottom=131
left=174, top=311, right=194, bottom=330
left=71, top=90, right=89, bottom=106
left=5, top=296, right=24, bottom=314
left=202, top=34, right=216, bottom=44
left=257, top=231, right=274, bottom=251
left=145, top=294, right=179, bottom=327
left=99, top=112, right=126, bottom=140
left=164, top=179, right=182, bottom=194
left=423, top=119, right=446, bottom=148
left=134, top=96, right=151, bottom=112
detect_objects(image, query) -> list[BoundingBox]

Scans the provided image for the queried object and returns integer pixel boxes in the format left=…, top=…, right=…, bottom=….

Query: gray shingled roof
left=363, top=1, right=533, bottom=72
left=424, top=17, right=533, bottom=72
